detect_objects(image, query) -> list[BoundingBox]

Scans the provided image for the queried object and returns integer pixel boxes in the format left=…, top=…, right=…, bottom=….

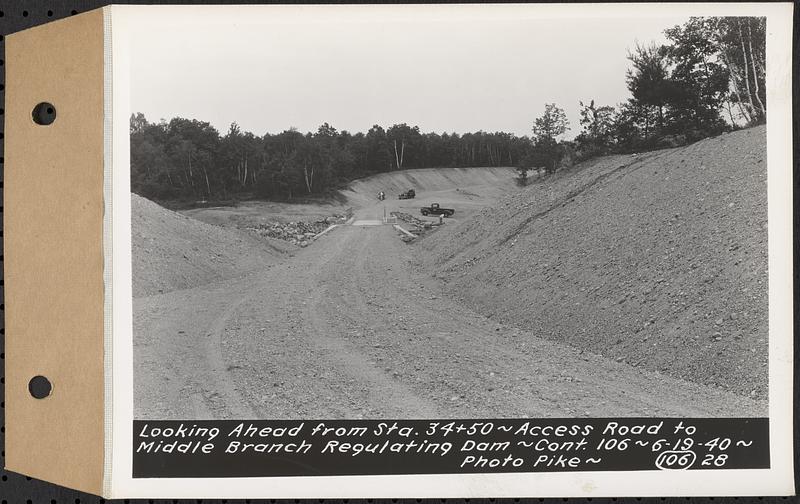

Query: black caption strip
left=133, top=418, right=769, bottom=478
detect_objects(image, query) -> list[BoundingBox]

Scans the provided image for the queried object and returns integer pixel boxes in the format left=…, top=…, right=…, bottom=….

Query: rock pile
left=391, top=211, right=439, bottom=232
left=246, top=214, right=348, bottom=247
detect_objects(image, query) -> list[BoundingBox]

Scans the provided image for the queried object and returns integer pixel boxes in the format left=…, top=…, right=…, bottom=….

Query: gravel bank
left=416, top=126, right=768, bottom=399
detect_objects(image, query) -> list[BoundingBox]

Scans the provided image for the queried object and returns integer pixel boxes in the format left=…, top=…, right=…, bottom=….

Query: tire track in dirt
left=200, top=296, right=259, bottom=418
left=134, top=278, right=261, bottom=419
left=304, top=229, right=440, bottom=418
left=333, top=226, right=766, bottom=418
left=136, top=221, right=766, bottom=419
left=212, top=227, right=439, bottom=419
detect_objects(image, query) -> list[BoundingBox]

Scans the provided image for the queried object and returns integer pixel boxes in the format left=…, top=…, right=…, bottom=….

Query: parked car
left=420, top=203, right=454, bottom=217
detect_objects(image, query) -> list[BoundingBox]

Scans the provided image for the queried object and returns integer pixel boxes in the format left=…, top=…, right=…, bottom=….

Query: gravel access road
left=134, top=220, right=767, bottom=419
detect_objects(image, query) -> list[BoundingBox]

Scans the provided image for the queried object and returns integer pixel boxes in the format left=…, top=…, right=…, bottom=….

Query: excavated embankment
left=131, top=194, right=294, bottom=297
left=417, top=126, right=768, bottom=399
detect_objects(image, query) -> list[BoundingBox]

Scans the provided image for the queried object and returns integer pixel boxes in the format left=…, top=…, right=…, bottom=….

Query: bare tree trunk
left=747, top=20, right=766, bottom=118
left=699, top=57, right=713, bottom=122
left=187, top=156, right=195, bottom=190
left=242, top=155, right=248, bottom=187
left=721, top=52, right=753, bottom=123
left=737, top=19, right=757, bottom=122
left=393, top=140, right=401, bottom=170
left=725, top=101, right=736, bottom=125
left=303, top=162, right=313, bottom=193
left=202, top=166, right=211, bottom=197
left=400, top=140, right=405, bottom=168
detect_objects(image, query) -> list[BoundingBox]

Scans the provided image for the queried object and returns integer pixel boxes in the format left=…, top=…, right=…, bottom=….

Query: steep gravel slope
left=132, top=194, right=295, bottom=297
left=416, top=126, right=768, bottom=399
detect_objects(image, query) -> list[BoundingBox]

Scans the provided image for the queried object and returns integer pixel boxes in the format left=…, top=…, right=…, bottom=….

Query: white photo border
left=107, top=3, right=794, bottom=498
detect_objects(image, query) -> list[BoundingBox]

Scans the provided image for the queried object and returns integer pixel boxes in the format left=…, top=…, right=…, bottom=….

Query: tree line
left=131, top=16, right=765, bottom=203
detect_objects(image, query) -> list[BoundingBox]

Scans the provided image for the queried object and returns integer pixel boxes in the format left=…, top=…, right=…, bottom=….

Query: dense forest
left=130, top=16, right=766, bottom=203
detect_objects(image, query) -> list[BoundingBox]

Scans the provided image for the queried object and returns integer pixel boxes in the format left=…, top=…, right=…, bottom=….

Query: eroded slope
left=132, top=194, right=294, bottom=297
left=417, top=127, right=768, bottom=398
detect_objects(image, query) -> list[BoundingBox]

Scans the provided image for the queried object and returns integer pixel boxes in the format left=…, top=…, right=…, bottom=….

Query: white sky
left=128, top=5, right=689, bottom=139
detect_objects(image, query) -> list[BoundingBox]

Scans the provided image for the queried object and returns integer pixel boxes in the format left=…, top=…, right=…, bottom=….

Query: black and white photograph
left=128, top=6, right=777, bottom=421
left=96, top=3, right=798, bottom=496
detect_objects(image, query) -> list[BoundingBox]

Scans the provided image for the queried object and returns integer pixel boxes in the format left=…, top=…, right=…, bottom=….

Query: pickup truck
left=420, top=203, right=455, bottom=217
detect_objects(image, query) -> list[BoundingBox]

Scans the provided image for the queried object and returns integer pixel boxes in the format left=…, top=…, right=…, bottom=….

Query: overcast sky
left=129, top=6, right=689, bottom=139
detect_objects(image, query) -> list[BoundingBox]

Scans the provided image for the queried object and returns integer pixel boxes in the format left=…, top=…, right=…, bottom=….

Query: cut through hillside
left=132, top=194, right=295, bottom=297
left=416, top=126, right=768, bottom=399
left=340, top=166, right=518, bottom=206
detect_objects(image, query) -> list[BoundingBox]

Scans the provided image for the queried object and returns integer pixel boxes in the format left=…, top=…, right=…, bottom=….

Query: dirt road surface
left=134, top=218, right=766, bottom=419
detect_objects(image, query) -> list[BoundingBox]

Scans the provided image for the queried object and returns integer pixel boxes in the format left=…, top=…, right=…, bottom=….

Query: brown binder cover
left=5, top=8, right=106, bottom=495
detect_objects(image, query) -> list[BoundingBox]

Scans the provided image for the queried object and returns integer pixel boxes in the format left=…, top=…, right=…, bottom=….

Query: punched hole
left=32, top=102, right=56, bottom=125
left=28, top=375, right=52, bottom=399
